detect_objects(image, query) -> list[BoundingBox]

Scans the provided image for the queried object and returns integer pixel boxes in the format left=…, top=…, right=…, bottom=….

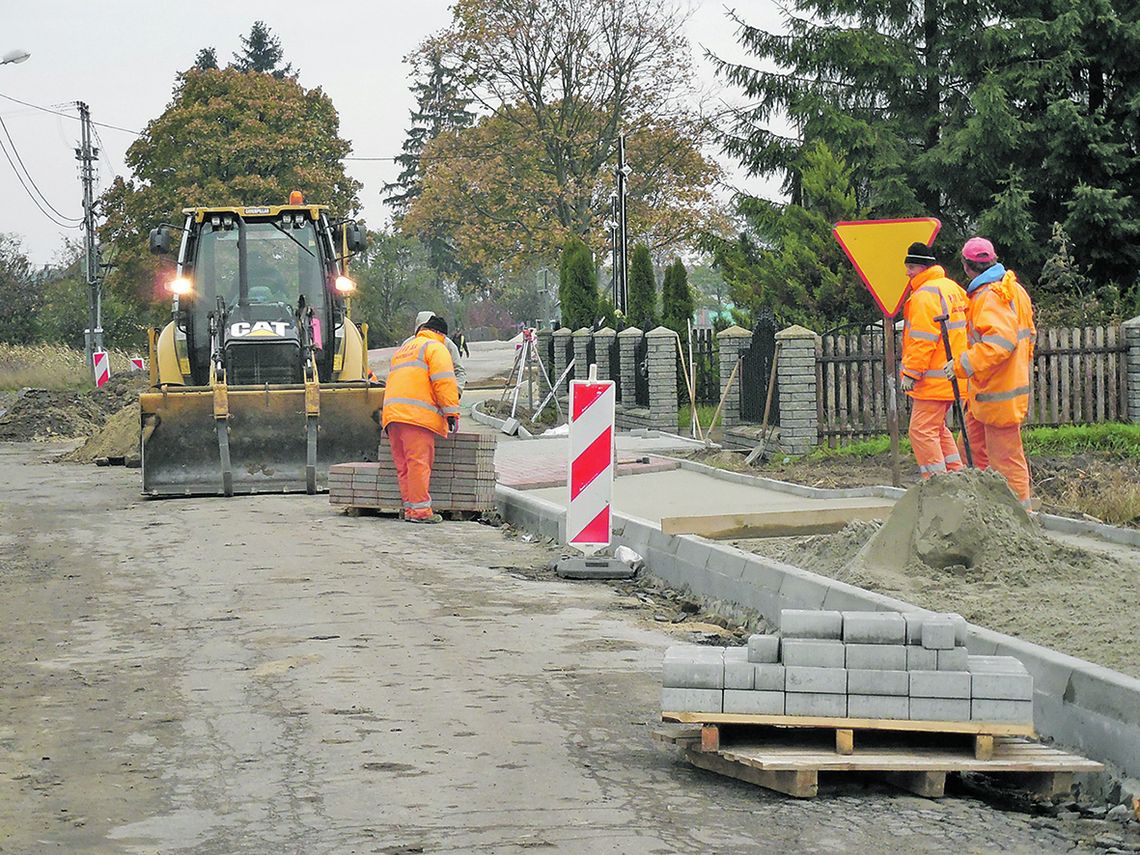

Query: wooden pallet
left=655, top=725, right=1103, bottom=799
left=662, top=711, right=1034, bottom=760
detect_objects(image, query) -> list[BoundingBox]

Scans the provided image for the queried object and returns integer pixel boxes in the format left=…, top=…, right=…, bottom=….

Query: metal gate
left=608, top=335, right=621, bottom=396
left=678, top=327, right=718, bottom=406
left=634, top=333, right=650, bottom=406
left=740, top=310, right=779, bottom=424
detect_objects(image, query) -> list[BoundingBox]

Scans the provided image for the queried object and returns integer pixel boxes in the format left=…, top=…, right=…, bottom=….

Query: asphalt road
left=368, top=339, right=518, bottom=387
left=0, top=443, right=1101, bottom=854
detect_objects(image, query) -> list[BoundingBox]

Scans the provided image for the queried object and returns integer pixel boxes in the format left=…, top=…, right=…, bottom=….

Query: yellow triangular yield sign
left=833, top=218, right=942, bottom=317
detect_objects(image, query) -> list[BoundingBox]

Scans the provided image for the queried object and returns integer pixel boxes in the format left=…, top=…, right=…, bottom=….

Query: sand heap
left=855, top=469, right=1041, bottom=573
left=61, top=402, right=141, bottom=465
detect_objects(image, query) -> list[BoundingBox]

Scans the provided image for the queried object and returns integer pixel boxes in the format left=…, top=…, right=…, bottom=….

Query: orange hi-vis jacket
left=901, top=265, right=969, bottom=402
left=381, top=329, right=461, bottom=437
left=953, top=267, right=1036, bottom=427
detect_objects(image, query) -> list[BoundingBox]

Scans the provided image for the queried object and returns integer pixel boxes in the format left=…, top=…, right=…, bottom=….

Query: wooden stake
left=707, top=357, right=742, bottom=437
left=675, top=335, right=704, bottom=442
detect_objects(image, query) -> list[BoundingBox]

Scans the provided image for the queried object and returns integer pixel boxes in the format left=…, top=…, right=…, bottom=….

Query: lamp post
left=1, top=49, right=31, bottom=66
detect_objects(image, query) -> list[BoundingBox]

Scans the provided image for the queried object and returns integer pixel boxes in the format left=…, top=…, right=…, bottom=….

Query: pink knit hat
left=961, top=237, right=997, bottom=263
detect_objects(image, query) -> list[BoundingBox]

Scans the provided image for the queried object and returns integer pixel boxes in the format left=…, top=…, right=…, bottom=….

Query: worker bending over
left=382, top=314, right=461, bottom=524
left=944, top=237, right=1036, bottom=506
left=409, top=310, right=467, bottom=394
left=900, top=242, right=969, bottom=478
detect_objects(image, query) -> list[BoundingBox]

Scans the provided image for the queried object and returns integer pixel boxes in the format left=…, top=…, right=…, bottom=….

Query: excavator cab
left=141, top=197, right=383, bottom=497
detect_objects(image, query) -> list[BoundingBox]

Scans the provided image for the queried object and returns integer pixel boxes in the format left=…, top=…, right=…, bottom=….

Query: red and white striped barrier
left=92, top=350, right=110, bottom=388
left=130, top=356, right=145, bottom=371
left=566, top=378, right=616, bottom=555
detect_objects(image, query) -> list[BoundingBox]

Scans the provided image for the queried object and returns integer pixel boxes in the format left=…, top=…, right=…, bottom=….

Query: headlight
left=334, top=275, right=356, bottom=294
left=167, top=276, right=193, bottom=296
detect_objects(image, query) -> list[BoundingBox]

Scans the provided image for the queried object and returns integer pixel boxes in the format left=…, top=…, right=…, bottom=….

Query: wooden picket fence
left=814, top=323, right=1128, bottom=445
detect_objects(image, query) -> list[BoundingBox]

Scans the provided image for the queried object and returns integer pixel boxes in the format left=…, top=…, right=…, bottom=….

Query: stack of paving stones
left=329, top=432, right=497, bottom=513
left=661, top=609, right=1033, bottom=725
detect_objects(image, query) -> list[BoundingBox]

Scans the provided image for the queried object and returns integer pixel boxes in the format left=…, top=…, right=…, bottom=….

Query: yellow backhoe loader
left=142, top=193, right=384, bottom=496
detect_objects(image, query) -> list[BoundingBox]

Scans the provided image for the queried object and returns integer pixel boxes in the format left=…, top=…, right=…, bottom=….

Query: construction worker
left=943, top=237, right=1036, bottom=506
left=453, top=329, right=470, bottom=358
left=382, top=314, right=461, bottom=524
left=900, top=242, right=969, bottom=478
left=407, top=310, right=467, bottom=395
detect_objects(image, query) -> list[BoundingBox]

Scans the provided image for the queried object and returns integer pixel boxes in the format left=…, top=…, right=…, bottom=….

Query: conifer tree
left=193, top=47, right=218, bottom=71
left=662, top=258, right=694, bottom=337
left=232, top=21, right=296, bottom=79
left=627, top=244, right=657, bottom=329
left=558, top=239, right=597, bottom=331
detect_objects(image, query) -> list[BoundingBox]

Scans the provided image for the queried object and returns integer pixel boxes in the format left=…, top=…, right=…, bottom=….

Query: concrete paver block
left=747, top=634, right=780, bottom=663
left=967, top=655, right=1029, bottom=675
left=846, top=669, right=909, bottom=697
left=723, top=648, right=754, bottom=690
left=909, top=670, right=971, bottom=699
left=971, top=698, right=1034, bottom=724
left=906, top=646, right=938, bottom=671
left=971, top=671, right=1034, bottom=701
left=785, top=666, right=847, bottom=694
left=785, top=692, right=847, bottom=717
left=921, top=616, right=957, bottom=650
left=936, top=647, right=970, bottom=672
left=661, top=687, right=723, bottom=713
left=753, top=664, right=786, bottom=691
left=904, top=613, right=925, bottom=645
left=781, top=639, right=846, bottom=667
left=662, top=647, right=724, bottom=689
left=845, top=643, right=906, bottom=671
left=779, top=609, right=843, bottom=639
left=556, top=556, right=634, bottom=579
left=848, top=694, right=909, bottom=720
left=723, top=689, right=785, bottom=715
left=842, top=611, right=906, bottom=644
left=909, top=697, right=971, bottom=722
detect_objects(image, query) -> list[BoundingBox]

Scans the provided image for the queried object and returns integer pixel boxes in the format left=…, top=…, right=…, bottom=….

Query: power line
left=0, top=133, right=81, bottom=229
left=0, top=114, right=82, bottom=221
left=0, top=91, right=141, bottom=136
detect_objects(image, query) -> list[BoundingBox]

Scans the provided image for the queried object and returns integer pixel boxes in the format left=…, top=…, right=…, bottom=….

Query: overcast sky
left=0, top=0, right=783, bottom=266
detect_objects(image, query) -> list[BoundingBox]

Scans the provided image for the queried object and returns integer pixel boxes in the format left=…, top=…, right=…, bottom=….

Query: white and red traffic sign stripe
left=566, top=379, right=616, bottom=554
left=130, top=356, right=145, bottom=371
left=92, top=350, right=110, bottom=388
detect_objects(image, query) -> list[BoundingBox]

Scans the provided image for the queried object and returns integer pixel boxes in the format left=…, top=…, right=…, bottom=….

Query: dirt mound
left=62, top=403, right=141, bottom=464
left=0, top=374, right=147, bottom=442
left=856, top=469, right=1040, bottom=574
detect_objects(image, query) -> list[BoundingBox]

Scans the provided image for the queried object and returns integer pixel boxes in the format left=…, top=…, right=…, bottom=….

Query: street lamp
left=1, top=49, right=31, bottom=66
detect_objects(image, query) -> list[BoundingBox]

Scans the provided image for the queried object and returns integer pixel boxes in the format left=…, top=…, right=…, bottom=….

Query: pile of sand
left=0, top=374, right=147, bottom=441
left=61, top=402, right=141, bottom=465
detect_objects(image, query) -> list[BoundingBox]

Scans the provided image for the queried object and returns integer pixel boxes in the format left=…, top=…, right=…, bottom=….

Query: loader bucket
left=140, top=383, right=385, bottom=497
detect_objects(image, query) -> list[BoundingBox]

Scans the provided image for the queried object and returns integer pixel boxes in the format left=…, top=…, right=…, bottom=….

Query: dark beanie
left=904, top=242, right=937, bottom=266
left=419, top=314, right=449, bottom=336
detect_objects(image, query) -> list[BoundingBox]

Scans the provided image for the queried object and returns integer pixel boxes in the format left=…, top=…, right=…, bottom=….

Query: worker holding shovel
left=900, top=243, right=970, bottom=478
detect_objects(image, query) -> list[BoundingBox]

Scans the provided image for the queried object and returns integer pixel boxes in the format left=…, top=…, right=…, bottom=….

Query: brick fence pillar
left=572, top=327, right=592, bottom=380
left=647, top=326, right=680, bottom=433
left=774, top=324, right=819, bottom=455
left=1124, top=316, right=1140, bottom=422
left=535, top=327, right=554, bottom=396
left=552, top=327, right=573, bottom=395
left=716, top=324, right=753, bottom=429
left=618, top=326, right=643, bottom=406
left=594, top=327, right=616, bottom=392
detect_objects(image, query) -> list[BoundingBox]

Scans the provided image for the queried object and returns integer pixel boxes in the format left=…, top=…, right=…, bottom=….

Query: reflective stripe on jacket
left=901, top=265, right=969, bottom=402
left=381, top=329, right=461, bottom=437
left=400, top=331, right=467, bottom=390
left=954, top=269, right=1036, bottom=427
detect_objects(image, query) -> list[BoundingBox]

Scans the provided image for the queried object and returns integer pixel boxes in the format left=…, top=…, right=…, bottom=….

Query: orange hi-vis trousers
left=908, top=399, right=964, bottom=478
left=387, top=421, right=437, bottom=519
left=964, top=410, right=1031, bottom=505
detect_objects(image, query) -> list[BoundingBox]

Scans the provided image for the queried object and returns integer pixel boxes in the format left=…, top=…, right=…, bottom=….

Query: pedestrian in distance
left=382, top=314, right=461, bottom=524
left=454, top=329, right=470, bottom=358
left=406, top=310, right=467, bottom=395
left=900, top=242, right=970, bottom=478
left=943, top=237, right=1037, bottom=506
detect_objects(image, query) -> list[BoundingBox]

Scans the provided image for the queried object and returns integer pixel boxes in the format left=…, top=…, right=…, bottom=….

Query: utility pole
left=615, top=133, right=629, bottom=315
left=607, top=192, right=619, bottom=310
left=76, top=101, right=102, bottom=375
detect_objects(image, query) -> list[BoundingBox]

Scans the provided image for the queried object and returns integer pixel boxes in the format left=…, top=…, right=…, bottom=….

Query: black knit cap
left=905, top=242, right=937, bottom=266
left=419, top=314, right=449, bottom=336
